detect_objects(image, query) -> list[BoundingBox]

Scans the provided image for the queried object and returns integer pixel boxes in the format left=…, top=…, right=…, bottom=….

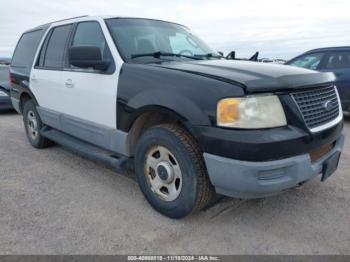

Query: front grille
left=292, top=85, right=340, bottom=130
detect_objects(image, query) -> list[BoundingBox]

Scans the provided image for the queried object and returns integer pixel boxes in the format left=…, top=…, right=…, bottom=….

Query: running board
left=40, top=128, right=132, bottom=173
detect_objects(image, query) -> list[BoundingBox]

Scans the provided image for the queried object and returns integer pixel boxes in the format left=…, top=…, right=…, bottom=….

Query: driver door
left=60, top=20, right=119, bottom=128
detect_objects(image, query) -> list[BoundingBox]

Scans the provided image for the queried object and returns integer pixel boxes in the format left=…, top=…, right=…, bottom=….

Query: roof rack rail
left=41, top=15, right=89, bottom=26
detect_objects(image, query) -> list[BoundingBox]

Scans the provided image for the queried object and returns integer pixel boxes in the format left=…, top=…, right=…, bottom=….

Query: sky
left=0, top=0, right=350, bottom=60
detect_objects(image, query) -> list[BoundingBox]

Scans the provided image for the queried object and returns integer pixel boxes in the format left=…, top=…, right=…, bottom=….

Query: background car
left=259, top=58, right=274, bottom=63
left=286, top=47, right=350, bottom=113
left=0, top=64, right=13, bottom=111
left=0, top=57, right=11, bottom=65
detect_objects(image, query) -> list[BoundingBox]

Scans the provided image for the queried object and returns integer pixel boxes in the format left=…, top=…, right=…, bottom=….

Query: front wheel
left=134, top=124, right=215, bottom=218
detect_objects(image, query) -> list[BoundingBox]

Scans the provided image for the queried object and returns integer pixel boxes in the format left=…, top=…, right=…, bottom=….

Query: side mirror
left=217, top=51, right=224, bottom=57
left=68, top=46, right=110, bottom=71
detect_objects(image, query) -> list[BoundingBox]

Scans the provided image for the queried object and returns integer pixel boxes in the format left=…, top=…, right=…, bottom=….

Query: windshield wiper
left=130, top=51, right=202, bottom=60
left=194, top=53, right=223, bottom=59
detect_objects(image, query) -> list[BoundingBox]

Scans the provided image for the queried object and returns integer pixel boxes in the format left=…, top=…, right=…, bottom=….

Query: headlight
left=0, top=90, right=8, bottom=97
left=217, top=95, right=287, bottom=128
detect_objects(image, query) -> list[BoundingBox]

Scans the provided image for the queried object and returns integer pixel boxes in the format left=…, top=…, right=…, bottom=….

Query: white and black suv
left=10, top=16, right=344, bottom=218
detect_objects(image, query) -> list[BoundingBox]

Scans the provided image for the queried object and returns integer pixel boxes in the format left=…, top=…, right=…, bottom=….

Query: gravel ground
left=0, top=113, right=349, bottom=255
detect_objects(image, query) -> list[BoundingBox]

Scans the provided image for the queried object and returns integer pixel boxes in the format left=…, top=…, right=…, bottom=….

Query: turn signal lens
left=217, top=98, right=240, bottom=124
left=217, top=95, right=287, bottom=129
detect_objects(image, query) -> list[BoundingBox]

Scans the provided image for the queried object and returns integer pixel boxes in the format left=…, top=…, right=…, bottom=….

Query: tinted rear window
left=11, top=29, right=44, bottom=70
left=325, top=51, right=350, bottom=69
left=43, top=24, right=72, bottom=68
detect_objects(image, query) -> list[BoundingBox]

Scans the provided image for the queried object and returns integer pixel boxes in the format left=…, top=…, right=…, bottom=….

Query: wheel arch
left=126, top=105, right=202, bottom=156
left=19, top=91, right=39, bottom=114
left=121, top=89, right=211, bottom=129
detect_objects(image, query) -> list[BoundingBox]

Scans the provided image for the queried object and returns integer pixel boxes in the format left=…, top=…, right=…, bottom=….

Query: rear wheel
left=134, top=124, right=215, bottom=218
left=23, top=100, right=52, bottom=148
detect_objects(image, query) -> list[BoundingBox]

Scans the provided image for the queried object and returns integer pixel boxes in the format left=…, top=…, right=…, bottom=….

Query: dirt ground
left=0, top=113, right=349, bottom=254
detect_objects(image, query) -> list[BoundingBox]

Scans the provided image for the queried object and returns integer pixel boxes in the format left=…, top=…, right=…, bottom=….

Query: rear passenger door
left=61, top=21, right=118, bottom=128
left=30, top=24, right=73, bottom=113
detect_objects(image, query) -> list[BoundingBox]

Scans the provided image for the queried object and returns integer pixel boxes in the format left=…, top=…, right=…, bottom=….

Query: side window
left=43, top=24, right=72, bottom=68
left=70, top=21, right=112, bottom=64
left=325, top=51, right=350, bottom=69
left=11, top=29, right=44, bottom=71
left=289, top=53, right=324, bottom=70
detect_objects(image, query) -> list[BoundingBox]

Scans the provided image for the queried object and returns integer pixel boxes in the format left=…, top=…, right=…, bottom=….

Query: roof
left=306, top=46, right=350, bottom=53
left=24, top=15, right=186, bottom=33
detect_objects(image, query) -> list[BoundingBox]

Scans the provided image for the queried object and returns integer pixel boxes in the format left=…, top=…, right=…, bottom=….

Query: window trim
left=37, top=29, right=51, bottom=67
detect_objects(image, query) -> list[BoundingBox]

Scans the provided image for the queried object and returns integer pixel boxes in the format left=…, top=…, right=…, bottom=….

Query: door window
left=325, top=51, right=350, bottom=69
left=42, top=25, right=72, bottom=68
left=288, top=53, right=324, bottom=70
left=70, top=21, right=112, bottom=66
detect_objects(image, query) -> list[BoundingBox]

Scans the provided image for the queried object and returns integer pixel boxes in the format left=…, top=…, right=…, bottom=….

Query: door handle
left=30, top=75, right=37, bottom=82
left=65, top=79, right=74, bottom=88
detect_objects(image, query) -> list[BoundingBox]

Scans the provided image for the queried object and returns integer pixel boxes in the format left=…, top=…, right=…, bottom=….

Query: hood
left=152, top=60, right=335, bottom=93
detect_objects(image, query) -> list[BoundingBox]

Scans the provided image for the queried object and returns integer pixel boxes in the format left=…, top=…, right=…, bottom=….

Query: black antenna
left=226, top=51, right=236, bottom=60
left=249, top=52, right=259, bottom=61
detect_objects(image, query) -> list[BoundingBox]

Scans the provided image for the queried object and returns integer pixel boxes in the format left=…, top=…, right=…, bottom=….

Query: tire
left=23, top=100, right=52, bottom=148
left=134, top=123, right=215, bottom=219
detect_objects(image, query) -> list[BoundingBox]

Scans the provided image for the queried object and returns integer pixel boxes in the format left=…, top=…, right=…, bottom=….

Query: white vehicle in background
left=272, top=59, right=287, bottom=64
left=258, top=58, right=273, bottom=63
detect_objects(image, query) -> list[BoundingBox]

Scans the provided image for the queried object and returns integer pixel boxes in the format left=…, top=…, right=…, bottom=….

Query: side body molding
left=37, top=107, right=130, bottom=156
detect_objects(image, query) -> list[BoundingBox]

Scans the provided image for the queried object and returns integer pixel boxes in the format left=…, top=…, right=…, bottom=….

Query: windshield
left=105, top=18, right=218, bottom=62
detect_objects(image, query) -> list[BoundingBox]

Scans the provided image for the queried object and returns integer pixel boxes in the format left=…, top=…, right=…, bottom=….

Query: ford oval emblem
left=323, top=100, right=334, bottom=111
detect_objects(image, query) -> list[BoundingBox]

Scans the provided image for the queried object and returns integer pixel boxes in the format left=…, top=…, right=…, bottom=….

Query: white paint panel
left=59, top=70, right=119, bottom=128
left=30, top=17, right=124, bottom=129
left=30, top=69, right=66, bottom=112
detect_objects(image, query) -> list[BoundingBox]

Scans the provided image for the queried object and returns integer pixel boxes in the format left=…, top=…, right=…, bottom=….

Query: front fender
left=116, top=63, right=244, bottom=131
left=128, top=89, right=210, bottom=126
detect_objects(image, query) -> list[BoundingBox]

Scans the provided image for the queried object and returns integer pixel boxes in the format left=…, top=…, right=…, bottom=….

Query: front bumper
left=193, top=121, right=343, bottom=162
left=204, top=134, right=345, bottom=199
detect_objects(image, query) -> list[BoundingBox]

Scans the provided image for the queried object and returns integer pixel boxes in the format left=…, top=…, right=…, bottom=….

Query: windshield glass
left=105, top=18, right=217, bottom=62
